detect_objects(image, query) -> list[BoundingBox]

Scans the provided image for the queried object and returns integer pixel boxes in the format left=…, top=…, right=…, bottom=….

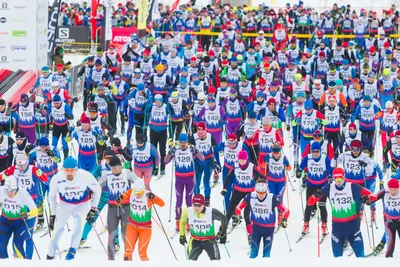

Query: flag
left=47, top=0, right=62, bottom=66
left=138, top=0, right=149, bottom=30
left=147, top=0, right=161, bottom=24
left=171, top=0, right=180, bottom=11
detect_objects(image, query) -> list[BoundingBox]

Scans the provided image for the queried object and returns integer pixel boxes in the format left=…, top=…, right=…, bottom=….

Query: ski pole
left=168, top=162, right=174, bottom=222
left=152, top=200, right=179, bottom=261
left=299, top=177, right=305, bottom=218
left=22, top=218, right=41, bottom=260
left=364, top=208, right=373, bottom=250
left=283, top=228, right=293, bottom=252
left=184, top=244, right=188, bottom=260
left=317, top=201, right=320, bottom=258
left=223, top=243, right=231, bottom=258
left=285, top=170, right=295, bottom=192
left=91, top=221, right=110, bottom=260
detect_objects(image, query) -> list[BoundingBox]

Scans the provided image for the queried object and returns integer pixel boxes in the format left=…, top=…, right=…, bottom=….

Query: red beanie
left=388, top=179, right=399, bottom=189
left=348, top=123, right=357, bottom=130
left=197, top=121, right=206, bottom=130
left=227, top=133, right=237, bottom=141
left=333, top=168, right=345, bottom=179
left=81, top=115, right=90, bottom=124
left=238, top=150, right=248, bottom=160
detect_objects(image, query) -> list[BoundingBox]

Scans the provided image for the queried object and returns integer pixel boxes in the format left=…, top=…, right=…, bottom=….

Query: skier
left=117, top=179, right=165, bottom=261
left=0, top=126, right=14, bottom=172
left=179, top=194, right=228, bottom=261
left=67, top=115, right=102, bottom=172
left=98, top=156, right=137, bottom=260
left=235, top=179, right=290, bottom=258
left=307, top=167, right=377, bottom=257
left=46, top=157, right=101, bottom=260
left=164, top=133, right=205, bottom=231
left=370, top=179, right=400, bottom=257
left=222, top=150, right=266, bottom=236
left=0, top=175, right=38, bottom=259
left=49, top=94, right=74, bottom=159
left=189, top=121, right=219, bottom=206
left=296, top=142, right=333, bottom=237
left=80, top=149, right=121, bottom=249
left=131, top=132, right=160, bottom=190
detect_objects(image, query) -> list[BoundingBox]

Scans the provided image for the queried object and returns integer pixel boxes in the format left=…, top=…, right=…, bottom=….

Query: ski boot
left=160, top=170, right=166, bottom=175
left=205, top=197, right=210, bottom=207
left=46, top=255, right=55, bottom=260
left=120, top=128, right=125, bottom=135
left=232, top=215, right=242, bottom=227
left=371, top=208, right=376, bottom=222
left=321, top=223, right=328, bottom=236
left=115, top=242, right=120, bottom=252
left=79, top=238, right=87, bottom=246
left=213, top=172, right=219, bottom=184
left=373, top=241, right=385, bottom=255
left=35, top=216, right=44, bottom=231
left=65, top=248, right=76, bottom=260
left=359, top=210, right=364, bottom=221
left=302, top=222, right=309, bottom=235
left=175, top=219, right=180, bottom=231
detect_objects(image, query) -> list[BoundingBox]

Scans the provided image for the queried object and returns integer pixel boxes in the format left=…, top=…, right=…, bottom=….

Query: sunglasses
left=333, top=177, right=344, bottom=182
left=16, top=138, right=25, bottom=141
left=89, top=111, right=97, bottom=115
left=193, top=204, right=202, bottom=207
left=5, top=187, right=17, bottom=193
left=312, top=150, right=320, bottom=153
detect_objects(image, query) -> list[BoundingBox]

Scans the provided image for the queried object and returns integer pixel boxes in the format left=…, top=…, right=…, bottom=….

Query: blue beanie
left=39, top=137, right=49, bottom=146
left=179, top=133, right=188, bottom=142
left=304, top=100, right=313, bottom=110
left=53, top=95, right=61, bottom=102
left=63, top=156, right=78, bottom=169
left=311, top=142, right=321, bottom=151
left=342, top=59, right=349, bottom=65
left=42, top=66, right=50, bottom=72
left=137, top=83, right=145, bottom=91
left=363, top=95, right=371, bottom=102
left=248, top=111, right=257, bottom=119
left=297, top=91, right=306, bottom=98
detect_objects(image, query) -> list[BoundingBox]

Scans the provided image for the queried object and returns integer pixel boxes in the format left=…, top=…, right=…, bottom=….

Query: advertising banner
left=69, top=63, right=84, bottom=99
left=47, top=0, right=61, bottom=66
left=111, top=27, right=137, bottom=45
left=55, top=26, right=91, bottom=48
left=0, top=0, right=48, bottom=72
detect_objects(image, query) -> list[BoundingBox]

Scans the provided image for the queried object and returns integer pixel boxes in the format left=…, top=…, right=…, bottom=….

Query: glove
left=76, top=121, right=82, bottom=127
left=280, top=218, right=288, bottom=228
left=380, top=181, right=384, bottom=190
left=258, top=109, right=264, bottom=115
left=179, top=235, right=187, bottom=246
left=221, top=189, right=227, bottom=196
left=92, top=130, right=99, bottom=137
left=153, top=166, right=159, bottom=176
left=125, top=115, right=128, bottom=122
left=86, top=208, right=98, bottom=224
left=286, top=124, right=290, bottom=131
left=69, top=126, right=75, bottom=133
left=168, top=138, right=174, bottom=147
left=168, top=146, right=176, bottom=155
left=49, top=215, right=56, bottom=231
left=385, top=163, right=390, bottom=170
left=318, top=123, right=323, bottom=130
left=313, top=190, right=323, bottom=199
left=35, top=169, right=42, bottom=177
left=97, top=136, right=105, bottom=146
left=271, top=110, right=278, bottom=116
left=20, top=212, right=28, bottom=220
left=118, top=148, right=124, bottom=154
left=358, top=160, right=367, bottom=168
left=65, top=134, right=72, bottom=142
left=24, top=144, right=33, bottom=154
left=116, top=194, right=123, bottom=204
left=361, top=195, right=371, bottom=205
left=334, top=150, right=339, bottom=159
left=212, top=163, right=222, bottom=173
left=216, top=228, right=227, bottom=244
left=146, top=192, right=155, bottom=199
left=301, top=178, right=306, bottom=188
left=296, top=168, right=302, bottom=179
left=36, top=103, right=41, bottom=110
left=104, top=134, right=109, bottom=141
left=341, top=120, right=348, bottom=127
left=189, top=146, right=197, bottom=154
left=46, top=149, right=55, bottom=157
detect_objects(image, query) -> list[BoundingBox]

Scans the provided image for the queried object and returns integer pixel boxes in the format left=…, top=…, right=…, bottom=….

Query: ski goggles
left=16, top=138, right=25, bottom=141
left=5, top=187, right=17, bottom=193
left=312, top=150, right=320, bottom=154
left=351, top=146, right=361, bottom=152
left=227, top=139, right=237, bottom=146
left=333, top=176, right=344, bottom=182
left=133, top=188, right=145, bottom=195
left=193, top=203, right=203, bottom=207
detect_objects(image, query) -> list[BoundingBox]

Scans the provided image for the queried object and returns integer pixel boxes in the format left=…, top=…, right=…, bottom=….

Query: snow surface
left=1, top=97, right=397, bottom=262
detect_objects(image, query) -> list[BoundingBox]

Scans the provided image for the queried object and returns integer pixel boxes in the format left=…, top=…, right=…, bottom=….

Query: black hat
left=203, top=56, right=210, bottom=63
left=104, top=149, right=116, bottom=157
left=0, top=99, right=5, bottom=105
left=89, top=103, right=98, bottom=112
left=329, top=64, right=336, bottom=70
left=109, top=156, right=121, bottom=167
left=88, top=56, right=95, bottom=61
left=102, top=73, right=109, bottom=81
left=111, top=137, right=121, bottom=147
left=96, top=46, right=103, bottom=52
left=16, top=132, right=26, bottom=139
left=136, top=133, right=146, bottom=144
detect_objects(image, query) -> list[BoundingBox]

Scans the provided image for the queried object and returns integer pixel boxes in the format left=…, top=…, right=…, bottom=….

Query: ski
left=348, top=251, right=354, bottom=257
left=227, top=225, right=240, bottom=235
left=169, top=231, right=180, bottom=239
left=60, top=246, right=92, bottom=254
left=211, top=182, right=219, bottom=188
left=34, top=226, right=48, bottom=234
left=274, top=226, right=281, bottom=234
left=156, top=174, right=165, bottom=181
left=295, top=232, right=309, bottom=243
left=366, top=251, right=384, bottom=258
left=319, top=234, right=328, bottom=244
